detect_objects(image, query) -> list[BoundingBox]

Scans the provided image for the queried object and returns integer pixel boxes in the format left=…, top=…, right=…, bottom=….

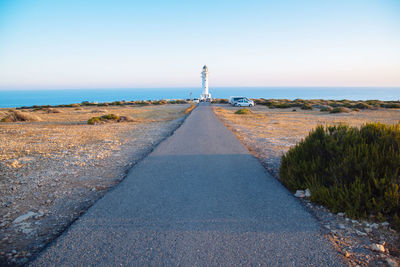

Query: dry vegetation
left=213, top=104, right=399, bottom=177
left=0, top=104, right=190, bottom=265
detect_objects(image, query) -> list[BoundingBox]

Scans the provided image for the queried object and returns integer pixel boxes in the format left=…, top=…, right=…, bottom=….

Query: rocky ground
left=213, top=104, right=400, bottom=267
left=0, top=104, right=190, bottom=266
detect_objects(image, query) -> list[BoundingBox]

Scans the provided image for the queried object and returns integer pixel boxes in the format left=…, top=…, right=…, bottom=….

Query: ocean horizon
left=0, top=87, right=399, bottom=108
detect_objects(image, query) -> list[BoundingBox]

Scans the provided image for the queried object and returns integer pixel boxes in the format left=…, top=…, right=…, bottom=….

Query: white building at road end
left=200, top=65, right=212, bottom=101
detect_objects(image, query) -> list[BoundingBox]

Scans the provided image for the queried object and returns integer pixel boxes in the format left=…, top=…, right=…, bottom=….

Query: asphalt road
left=31, top=103, right=345, bottom=266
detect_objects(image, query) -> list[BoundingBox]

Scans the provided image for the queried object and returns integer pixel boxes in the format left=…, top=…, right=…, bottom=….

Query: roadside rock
left=294, top=190, right=305, bottom=198
left=305, top=188, right=311, bottom=197
left=13, top=212, right=37, bottom=224
left=370, top=243, right=385, bottom=253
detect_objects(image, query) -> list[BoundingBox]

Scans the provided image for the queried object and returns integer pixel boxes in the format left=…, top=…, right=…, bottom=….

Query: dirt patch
left=0, top=104, right=189, bottom=266
left=213, top=104, right=400, bottom=266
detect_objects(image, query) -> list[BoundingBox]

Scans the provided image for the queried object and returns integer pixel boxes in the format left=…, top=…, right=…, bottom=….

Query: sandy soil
left=0, top=104, right=190, bottom=266
left=213, top=104, right=400, bottom=266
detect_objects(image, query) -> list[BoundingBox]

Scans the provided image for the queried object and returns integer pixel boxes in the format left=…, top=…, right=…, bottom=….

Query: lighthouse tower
left=200, top=65, right=212, bottom=101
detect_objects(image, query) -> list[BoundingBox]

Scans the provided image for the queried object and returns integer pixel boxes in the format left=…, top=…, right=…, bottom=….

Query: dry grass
left=1, top=110, right=42, bottom=122
left=184, top=104, right=196, bottom=114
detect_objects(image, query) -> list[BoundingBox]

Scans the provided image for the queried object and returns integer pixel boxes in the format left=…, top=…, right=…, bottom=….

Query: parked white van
left=229, top=96, right=246, bottom=105
left=229, top=96, right=254, bottom=106
left=234, top=98, right=255, bottom=107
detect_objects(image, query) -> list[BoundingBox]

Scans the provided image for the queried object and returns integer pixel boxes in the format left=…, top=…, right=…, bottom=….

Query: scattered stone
left=370, top=243, right=385, bottom=253
left=337, top=212, right=345, bottom=217
left=304, top=188, right=311, bottom=197
left=294, top=190, right=305, bottom=198
left=338, top=223, right=346, bottom=230
left=356, top=230, right=367, bottom=236
left=381, top=222, right=390, bottom=227
left=370, top=223, right=379, bottom=229
left=364, top=228, right=372, bottom=233
left=34, top=210, right=45, bottom=219
left=343, top=250, right=351, bottom=258
left=13, top=211, right=37, bottom=223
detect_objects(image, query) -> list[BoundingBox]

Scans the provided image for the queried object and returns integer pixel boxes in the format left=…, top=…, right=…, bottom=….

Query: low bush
left=152, top=100, right=168, bottom=105
left=212, top=98, right=229, bottom=104
left=253, top=99, right=267, bottom=105
left=330, top=107, right=351, bottom=113
left=381, top=103, right=400, bottom=109
left=300, top=103, right=313, bottom=110
left=235, top=108, right=252, bottom=115
left=97, top=103, right=109, bottom=106
left=169, top=99, right=187, bottom=104
left=1, top=111, right=41, bottom=122
left=271, top=103, right=293, bottom=109
left=87, top=117, right=101, bottom=125
left=352, top=102, right=372, bottom=109
left=38, top=108, right=61, bottom=113
left=280, top=123, right=400, bottom=229
left=320, top=105, right=333, bottom=112
left=87, top=114, right=121, bottom=124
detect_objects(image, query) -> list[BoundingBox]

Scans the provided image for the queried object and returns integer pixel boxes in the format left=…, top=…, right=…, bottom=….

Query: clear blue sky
left=0, top=0, right=399, bottom=89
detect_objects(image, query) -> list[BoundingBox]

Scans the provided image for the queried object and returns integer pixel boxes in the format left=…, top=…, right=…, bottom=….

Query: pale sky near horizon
left=0, top=0, right=399, bottom=90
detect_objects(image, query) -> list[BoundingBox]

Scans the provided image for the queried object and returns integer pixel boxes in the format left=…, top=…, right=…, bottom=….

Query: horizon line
left=1, top=86, right=400, bottom=91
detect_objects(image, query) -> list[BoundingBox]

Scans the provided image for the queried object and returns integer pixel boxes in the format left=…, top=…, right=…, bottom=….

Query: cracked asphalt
left=31, top=103, right=345, bottom=266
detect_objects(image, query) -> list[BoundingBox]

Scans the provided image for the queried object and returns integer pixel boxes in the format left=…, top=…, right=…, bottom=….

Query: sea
left=0, top=87, right=399, bottom=108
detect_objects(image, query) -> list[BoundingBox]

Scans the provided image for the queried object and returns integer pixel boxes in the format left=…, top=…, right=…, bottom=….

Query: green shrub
left=280, top=123, right=400, bottom=229
left=320, top=105, right=333, bottom=112
left=87, top=117, right=101, bottom=125
left=253, top=99, right=267, bottom=105
left=271, top=103, right=292, bottom=109
left=382, top=103, right=400, bottom=108
left=300, top=103, right=313, bottom=110
left=110, top=101, right=124, bottom=106
left=235, top=108, right=252, bottom=115
left=152, top=100, right=168, bottom=105
left=212, top=98, right=229, bottom=104
left=101, top=114, right=120, bottom=120
left=87, top=114, right=120, bottom=124
left=97, top=103, right=109, bottom=106
left=352, top=102, right=372, bottom=109
left=169, top=99, right=187, bottom=104
left=330, top=107, right=351, bottom=113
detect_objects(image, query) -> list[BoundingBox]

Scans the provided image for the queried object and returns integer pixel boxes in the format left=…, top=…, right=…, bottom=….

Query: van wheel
left=249, top=104, right=253, bottom=107
left=237, top=104, right=241, bottom=107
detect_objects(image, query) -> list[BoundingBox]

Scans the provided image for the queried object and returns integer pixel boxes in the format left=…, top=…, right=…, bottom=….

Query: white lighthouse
left=200, top=65, right=212, bottom=101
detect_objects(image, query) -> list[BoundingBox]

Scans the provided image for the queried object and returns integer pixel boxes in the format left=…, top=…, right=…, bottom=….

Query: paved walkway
left=31, top=103, right=344, bottom=266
